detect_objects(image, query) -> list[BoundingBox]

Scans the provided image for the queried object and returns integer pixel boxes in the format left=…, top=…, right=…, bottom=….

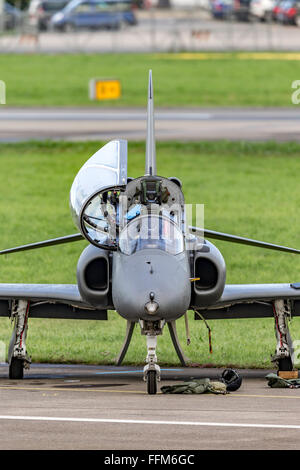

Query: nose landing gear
left=146, top=369, right=159, bottom=395
left=140, top=320, right=164, bottom=395
left=143, top=334, right=161, bottom=395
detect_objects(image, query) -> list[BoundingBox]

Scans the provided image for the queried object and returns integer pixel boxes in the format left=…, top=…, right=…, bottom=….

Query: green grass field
left=0, top=140, right=300, bottom=368
left=0, top=52, right=299, bottom=107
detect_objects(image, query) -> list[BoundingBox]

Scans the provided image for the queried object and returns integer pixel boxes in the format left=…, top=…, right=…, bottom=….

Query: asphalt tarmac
left=1, top=362, right=300, bottom=450
left=1, top=107, right=300, bottom=143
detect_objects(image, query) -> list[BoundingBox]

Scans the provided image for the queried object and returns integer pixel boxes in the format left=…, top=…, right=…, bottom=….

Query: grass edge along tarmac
left=0, top=139, right=300, bottom=368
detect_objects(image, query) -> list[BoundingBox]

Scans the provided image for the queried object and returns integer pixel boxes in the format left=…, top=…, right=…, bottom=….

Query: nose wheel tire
left=9, top=358, right=24, bottom=380
left=147, top=370, right=157, bottom=395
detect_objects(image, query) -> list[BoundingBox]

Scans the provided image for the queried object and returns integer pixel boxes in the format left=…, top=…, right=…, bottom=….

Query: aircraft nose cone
left=112, top=249, right=191, bottom=322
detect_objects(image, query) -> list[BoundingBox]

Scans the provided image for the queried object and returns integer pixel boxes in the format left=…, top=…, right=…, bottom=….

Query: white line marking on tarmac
left=0, top=415, right=300, bottom=430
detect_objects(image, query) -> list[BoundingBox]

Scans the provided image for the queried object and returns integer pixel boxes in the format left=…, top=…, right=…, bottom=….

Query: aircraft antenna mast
left=145, top=70, right=157, bottom=176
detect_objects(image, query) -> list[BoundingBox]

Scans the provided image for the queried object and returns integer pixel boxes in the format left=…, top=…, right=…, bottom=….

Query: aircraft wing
left=0, top=284, right=108, bottom=320
left=194, top=283, right=300, bottom=320
left=0, top=283, right=84, bottom=305
left=217, top=283, right=300, bottom=305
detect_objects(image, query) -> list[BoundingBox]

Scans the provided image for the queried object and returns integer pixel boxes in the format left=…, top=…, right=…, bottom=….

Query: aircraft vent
left=77, top=244, right=110, bottom=308
left=190, top=242, right=226, bottom=308
left=194, top=258, right=218, bottom=290
left=84, top=258, right=108, bottom=291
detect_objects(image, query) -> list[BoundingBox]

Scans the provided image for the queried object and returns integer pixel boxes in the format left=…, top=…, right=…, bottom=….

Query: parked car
left=211, top=0, right=233, bottom=18
left=107, top=0, right=137, bottom=23
left=4, top=2, right=22, bottom=29
left=50, top=0, right=137, bottom=30
left=272, top=0, right=282, bottom=18
left=132, top=0, right=145, bottom=6
left=171, top=0, right=211, bottom=9
left=275, top=0, right=299, bottom=23
left=233, top=0, right=251, bottom=20
left=28, top=0, right=70, bottom=30
left=250, top=0, right=275, bottom=20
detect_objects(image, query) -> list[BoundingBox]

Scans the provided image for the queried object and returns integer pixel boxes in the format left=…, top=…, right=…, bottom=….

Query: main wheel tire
left=9, top=358, right=24, bottom=380
left=278, top=357, right=293, bottom=371
left=147, top=370, right=157, bottom=395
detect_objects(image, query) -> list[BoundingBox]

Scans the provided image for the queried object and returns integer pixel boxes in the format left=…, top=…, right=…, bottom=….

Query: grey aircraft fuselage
left=112, top=248, right=192, bottom=322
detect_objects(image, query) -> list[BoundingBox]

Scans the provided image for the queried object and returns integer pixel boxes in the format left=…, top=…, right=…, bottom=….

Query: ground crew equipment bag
left=266, top=373, right=300, bottom=388
left=161, top=378, right=228, bottom=394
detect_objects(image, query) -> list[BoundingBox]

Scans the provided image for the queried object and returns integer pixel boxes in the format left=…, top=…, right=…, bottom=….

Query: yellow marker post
left=89, top=78, right=121, bottom=101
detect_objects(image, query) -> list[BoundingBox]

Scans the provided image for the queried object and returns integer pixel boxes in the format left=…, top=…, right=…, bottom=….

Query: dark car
left=211, top=0, right=251, bottom=20
left=233, top=0, right=252, bottom=20
left=50, top=0, right=137, bottom=31
left=4, top=2, right=22, bottom=29
left=211, top=0, right=233, bottom=18
left=28, top=0, right=70, bottom=30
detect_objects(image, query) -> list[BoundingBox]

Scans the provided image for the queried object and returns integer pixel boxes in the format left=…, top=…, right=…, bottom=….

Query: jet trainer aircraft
left=1, top=71, right=300, bottom=394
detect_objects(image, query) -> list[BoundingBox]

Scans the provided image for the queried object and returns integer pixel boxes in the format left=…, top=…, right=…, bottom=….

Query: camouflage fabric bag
left=266, top=373, right=300, bottom=388
left=161, top=378, right=228, bottom=395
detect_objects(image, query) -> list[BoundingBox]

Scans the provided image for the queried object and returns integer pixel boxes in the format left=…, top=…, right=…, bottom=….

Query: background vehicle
left=211, top=0, right=233, bottom=18
left=250, top=0, right=275, bottom=20
left=28, top=0, right=70, bottom=30
left=132, top=0, right=145, bottom=6
left=272, top=0, right=282, bottom=18
left=275, top=0, right=300, bottom=23
left=171, top=0, right=211, bottom=8
left=51, top=0, right=137, bottom=30
left=233, top=0, right=251, bottom=20
left=4, top=2, right=22, bottom=29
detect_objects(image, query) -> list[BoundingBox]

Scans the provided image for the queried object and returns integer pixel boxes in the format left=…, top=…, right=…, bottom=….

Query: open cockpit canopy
left=69, top=140, right=127, bottom=248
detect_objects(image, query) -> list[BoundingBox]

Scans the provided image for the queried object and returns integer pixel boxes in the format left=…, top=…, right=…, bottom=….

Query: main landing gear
left=8, top=300, right=31, bottom=379
left=272, top=299, right=294, bottom=373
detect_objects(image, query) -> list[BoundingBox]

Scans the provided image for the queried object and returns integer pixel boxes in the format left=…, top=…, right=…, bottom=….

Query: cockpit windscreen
left=119, top=214, right=184, bottom=256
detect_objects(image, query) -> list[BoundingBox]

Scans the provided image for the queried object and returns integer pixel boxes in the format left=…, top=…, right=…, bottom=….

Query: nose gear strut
left=140, top=320, right=164, bottom=394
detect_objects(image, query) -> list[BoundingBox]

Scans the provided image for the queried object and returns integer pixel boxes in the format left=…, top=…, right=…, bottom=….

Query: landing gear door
left=70, top=140, right=128, bottom=249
